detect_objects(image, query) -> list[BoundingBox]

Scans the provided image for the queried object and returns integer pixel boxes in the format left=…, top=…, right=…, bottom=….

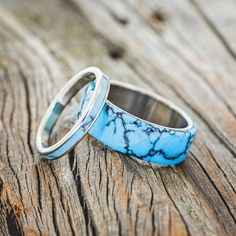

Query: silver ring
left=36, top=67, right=110, bottom=159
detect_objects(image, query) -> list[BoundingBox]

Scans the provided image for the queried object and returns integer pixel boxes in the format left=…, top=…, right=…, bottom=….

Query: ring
left=36, top=67, right=110, bottom=160
left=79, top=80, right=197, bottom=165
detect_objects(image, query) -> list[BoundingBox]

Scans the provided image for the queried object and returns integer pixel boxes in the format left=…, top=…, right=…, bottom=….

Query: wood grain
left=0, top=0, right=235, bottom=235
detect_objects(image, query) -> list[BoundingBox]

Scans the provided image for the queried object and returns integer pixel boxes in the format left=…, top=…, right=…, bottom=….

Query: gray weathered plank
left=0, top=0, right=235, bottom=235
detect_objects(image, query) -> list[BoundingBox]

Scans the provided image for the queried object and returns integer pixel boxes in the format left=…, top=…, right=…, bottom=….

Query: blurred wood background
left=0, top=0, right=236, bottom=235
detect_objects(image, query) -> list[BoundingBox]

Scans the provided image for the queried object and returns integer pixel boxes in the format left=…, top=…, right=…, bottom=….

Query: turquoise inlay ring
left=36, top=67, right=110, bottom=160
left=79, top=80, right=197, bottom=165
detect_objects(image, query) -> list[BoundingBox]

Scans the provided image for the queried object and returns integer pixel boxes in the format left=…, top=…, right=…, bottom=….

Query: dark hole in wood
left=117, top=17, right=129, bottom=25
left=111, top=12, right=129, bottom=25
left=152, top=10, right=166, bottom=23
left=108, top=45, right=125, bottom=60
left=6, top=211, right=23, bottom=236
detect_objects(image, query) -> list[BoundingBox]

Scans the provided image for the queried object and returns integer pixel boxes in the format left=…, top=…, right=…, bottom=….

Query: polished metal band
left=36, top=67, right=110, bottom=160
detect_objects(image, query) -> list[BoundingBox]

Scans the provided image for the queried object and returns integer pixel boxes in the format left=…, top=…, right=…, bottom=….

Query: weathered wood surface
left=0, top=0, right=235, bottom=235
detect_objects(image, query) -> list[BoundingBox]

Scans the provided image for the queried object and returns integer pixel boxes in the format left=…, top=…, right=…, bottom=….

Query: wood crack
left=49, top=184, right=60, bottom=236
left=73, top=169, right=98, bottom=235
left=6, top=210, right=23, bottom=236
left=204, top=144, right=236, bottom=194
left=18, top=69, right=34, bottom=156
left=190, top=152, right=236, bottom=223
left=157, top=168, right=191, bottom=236
left=188, top=0, right=236, bottom=61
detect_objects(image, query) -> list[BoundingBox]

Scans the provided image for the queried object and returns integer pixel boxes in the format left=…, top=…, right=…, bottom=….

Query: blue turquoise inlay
left=78, top=81, right=197, bottom=165
left=45, top=102, right=64, bottom=134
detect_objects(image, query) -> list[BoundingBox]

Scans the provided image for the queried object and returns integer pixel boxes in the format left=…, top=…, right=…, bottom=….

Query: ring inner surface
left=108, top=85, right=188, bottom=129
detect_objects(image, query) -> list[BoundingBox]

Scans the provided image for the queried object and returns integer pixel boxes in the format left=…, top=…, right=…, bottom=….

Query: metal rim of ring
left=107, top=80, right=194, bottom=131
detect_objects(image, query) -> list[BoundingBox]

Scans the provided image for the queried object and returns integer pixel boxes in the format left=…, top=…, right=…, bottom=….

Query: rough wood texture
left=0, top=0, right=235, bottom=235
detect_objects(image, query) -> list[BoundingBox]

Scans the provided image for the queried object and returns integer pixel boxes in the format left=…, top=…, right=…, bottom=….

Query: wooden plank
left=0, top=0, right=235, bottom=235
left=189, top=0, right=236, bottom=57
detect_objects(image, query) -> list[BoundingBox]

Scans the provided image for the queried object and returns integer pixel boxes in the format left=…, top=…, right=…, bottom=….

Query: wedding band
left=36, top=67, right=110, bottom=160
left=79, top=80, right=197, bottom=165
